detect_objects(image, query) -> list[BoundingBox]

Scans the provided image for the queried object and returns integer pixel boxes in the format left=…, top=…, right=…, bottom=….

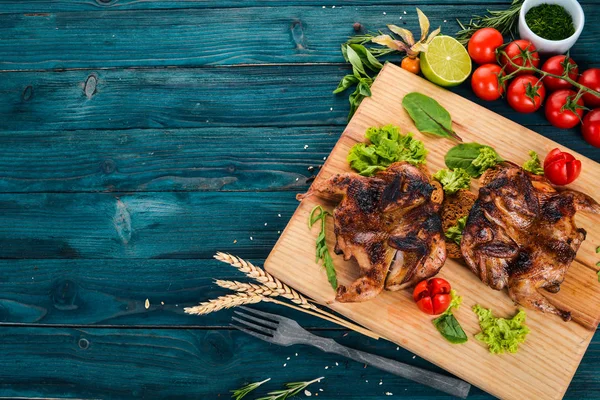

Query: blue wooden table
left=0, top=1, right=599, bottom=399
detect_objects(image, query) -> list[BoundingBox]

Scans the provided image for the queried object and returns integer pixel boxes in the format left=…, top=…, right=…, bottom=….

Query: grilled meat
left=299, top=162, right=446, bottom=302
left=461, top=163, right=600, bottom=321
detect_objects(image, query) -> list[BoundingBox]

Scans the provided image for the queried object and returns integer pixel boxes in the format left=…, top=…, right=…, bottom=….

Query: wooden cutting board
left=265, top=63, right=600, bottom=400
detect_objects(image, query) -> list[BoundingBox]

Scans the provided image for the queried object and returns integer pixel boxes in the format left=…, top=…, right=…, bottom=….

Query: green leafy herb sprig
left=231, top=378, right=271, bottom=400
left=256, top=377, right=324, bottom=400
left=402, top=92, right=462, bottom=141
left=433, top=168, right=471, bottom=195
left=445, top=142, right=502, bottom=178
left=333, top=43, right=382, bottom=119
left=309, top=206, right=337, bottom=290
left=445, top=215, right=468, bottom=245
left=432, top=290, right=468, bottom=344
left=456, top=0, right=524, bottom=46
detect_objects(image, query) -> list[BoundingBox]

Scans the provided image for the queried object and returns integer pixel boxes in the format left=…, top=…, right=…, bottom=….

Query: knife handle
left=308, top=336, right=471, bottom=398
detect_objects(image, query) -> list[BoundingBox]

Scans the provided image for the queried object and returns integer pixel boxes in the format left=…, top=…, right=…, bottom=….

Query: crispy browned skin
left=299, top=162, right=446, bottom=302
left=461, top=163, right=600, bottom=321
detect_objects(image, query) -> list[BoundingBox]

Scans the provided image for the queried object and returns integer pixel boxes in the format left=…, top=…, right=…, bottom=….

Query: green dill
left=525, top=4, right=575, bottom=41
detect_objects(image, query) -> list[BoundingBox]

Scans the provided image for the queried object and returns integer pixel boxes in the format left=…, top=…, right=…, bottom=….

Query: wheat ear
left=214, top=280, right=279, bottom=297
left=213, top=253, right=379, bottom=340
left=184, top=292, right=262, bottom=315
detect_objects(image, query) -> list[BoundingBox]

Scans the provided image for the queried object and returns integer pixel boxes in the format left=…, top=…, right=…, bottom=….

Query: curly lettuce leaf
left=522, top=150, right=544, bottom=175
left=348, top=125, right=427, bottom=176
left=433, top=168, right=471, bottom=194
left=445, top=215, right=467, bottom=245
left=472, top=305, right=530, bottom=354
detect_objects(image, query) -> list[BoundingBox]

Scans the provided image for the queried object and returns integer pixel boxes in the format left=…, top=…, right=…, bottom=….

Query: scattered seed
left=382, top=12, right=386, bottom=15
left=323, top=156, right=327, bottom=160
left=160, top=301, right=164, bottom=305
left=304, top=145, right=309, bottom=149
left=295, top=353, right=298, bottom=356
left=322, top=5, right=325, bottom=8
left=353, top=22, right=362, bottom=32
left=277, top=231, right=281, bottom=234
left=396, top=347, right=399, bottom=350
left=444, top=20, right=447, bottom=22
left=403, top=10, right=407, bottom=14
left=287, top=357, right=290, bottom=360
left=296, top=178, right=299, bottom=181
left=278, top=213, right=281, bottom=217
left=399, top=16, right=403, bottom=20
left=412, top=356, right=416, bottom=359
left=386, top=392, right=393, bottom=396
left=319, top=388, right=323, bottom=392
left=335, top=362, right=339, bottom=366
left=250, top=236, right=253, bottom=240
left=283, top=363, right=287, bottom=367
left=325, top=366, right=329, bottom=369
left=305, top=390, right=312, bottom=397
left=332, top=5, right=335, bottom=8
left=145, top=299, right=150, bottom=309
left=264, top=222, right=268, bottom=226
left=233, top=239, right=237, bottom=243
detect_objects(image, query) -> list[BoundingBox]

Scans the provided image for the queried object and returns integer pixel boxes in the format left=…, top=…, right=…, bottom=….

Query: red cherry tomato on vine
left=578, top=68, right=600, bottom=108
left=413, top=278, right=451, bottom=315
left=543, top=148, right=582, bottom=185
left=507, top=75, right=546, bottom=113
left=471, top=64, right=505, bottom=101
left=500, top=40, right=540, bottom=75
left=468, top=28, right=504, bottom=65
left=545, top=90, right=585, bottom=129
left=582, top=109, right=600, bottom=148
left=541, top=55, right=579, bottom=92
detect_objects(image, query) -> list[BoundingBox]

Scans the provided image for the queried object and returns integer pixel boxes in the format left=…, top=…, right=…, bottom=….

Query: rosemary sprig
left=309, top=205, right=337, bottom=290
left=231, top=378, right=271, bottom=400
left=256, top=377, right=324, bottom=400
left=456, top=0, right=524, bottom=46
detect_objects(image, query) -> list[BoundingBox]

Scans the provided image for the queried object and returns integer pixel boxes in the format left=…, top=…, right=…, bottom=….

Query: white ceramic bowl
left=518, top=0, right=584, bottom=54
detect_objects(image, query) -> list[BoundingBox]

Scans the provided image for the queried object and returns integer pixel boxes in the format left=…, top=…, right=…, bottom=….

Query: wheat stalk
left=215, top=280, right=279, bottom=297
left=211, top=253, right=380, bottom=340
left=184, top=292, right=263, bottom=315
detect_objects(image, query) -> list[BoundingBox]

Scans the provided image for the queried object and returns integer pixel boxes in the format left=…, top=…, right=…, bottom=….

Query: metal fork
left=231, top=307, right=471, bottom=399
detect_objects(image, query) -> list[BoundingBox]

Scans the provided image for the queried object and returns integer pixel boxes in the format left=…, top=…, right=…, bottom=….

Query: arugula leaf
left=333, top=74, right=359, bottom=94
left=402, top=92, right=462, bottom=141
left=433, top=168, right=471, bottom=194
left=347, top=125, right=428, bottom=176
left=432, top=290, right=467, bottom=344
left=309, top=206, right=337, bottom=290
left=349, top=43, right=383, bottom=71
left=445, top=142, right=502, bottom=177
left=522, top=150, right=544, bottom=175
left=445, top=215, right=468, bottom=245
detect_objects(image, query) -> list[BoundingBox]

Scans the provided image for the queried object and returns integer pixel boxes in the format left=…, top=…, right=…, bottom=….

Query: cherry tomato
left=578, top=68, right=600, bottom=107
left=543, top=148, right=582, bottom=185
left=468, top=27, right=504, bottom=65
left=545, top=89, right=585, bottom=129
left=471, top=64, right=505, bottom=101
left=507, top=75, right=546, bottom=113
left=541, top=55, right=579, bottom=92
left=500, top=40, right=540, bottom=75
left=582, top=109, right=600, bottom=148
left=401, top=56, right=420, bottom=74
left=413, top=278, right=451, bottom=315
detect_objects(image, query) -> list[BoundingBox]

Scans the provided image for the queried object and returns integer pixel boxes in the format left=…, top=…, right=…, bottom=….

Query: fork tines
left=231, top=308, right=279, bottom=343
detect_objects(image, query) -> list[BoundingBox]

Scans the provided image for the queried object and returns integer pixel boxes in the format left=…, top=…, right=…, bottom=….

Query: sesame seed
left=277, top=230, right=281, bottom=234
left=319, top=389, right=323, bottom=392
left=386, top=392, right=393, bottom=396
left=250, top=236, right=253, bottom=240
left=396, top=347, right=399, bottom=350
left=283, top=363, right=287, bottom=367
left=399, top=16, right=403, bottom=20
left=322, top=5, right=325, bottom=8
left=412, top=356, right=416, bottom=359
left=332, top=5, right=335, bottom=8
left=325, top=366, right=329, bottom=369
left=296, top=178, right=299, bottom=181
left=264, top=223, right=268, bottom=226
left=323, top=156, right=327, bottom=160
left=287, top=357, right=290, bottom=360
left=444, top=20, right=447, bottom=22
left=335, top=362, right=339, bottom=366
left=145, top=299, right=150, bottom=309
left=305, top=390, right=312, bottom=397
left=383, top=12, right=386, bottom=15
left=278, top=214, right=281, bottom=217
left=295, top=353, right=298, bottom=356
left=304, top=145, right=309, bottom=149
left=403, top=10, right=407, bottom=14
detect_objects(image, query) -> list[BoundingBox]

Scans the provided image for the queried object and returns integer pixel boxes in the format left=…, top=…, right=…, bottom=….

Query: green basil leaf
left=346, top=45, right=367, bottom=77
left=333, top=74, right=359, bottom=94
left=401, top=92, right=462, bottom=141
left=433, top=313, right=468, bottom=344
left=349, top=44, right=383, bottom=71
left=341, top=43, right=349, bottom=62
left=445, top=142, right=502, bottom=177
left=357, top=80, right=372, bottom=97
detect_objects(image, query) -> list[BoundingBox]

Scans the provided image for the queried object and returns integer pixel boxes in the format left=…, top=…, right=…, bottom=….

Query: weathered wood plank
left=0, top=127, right=336, bottom=193
left=0, top=5, right=598, bottom=70
left=0, top=0, right=535, bottom=13
left=0, top=258, right=346, bottom=327
left=0, top=326, right=596, bottom=399
left=0, top=192, right=298, bottom=259
left=2, top=125, right=595, bottom=194
left=2, top=66, right=600, bottom=162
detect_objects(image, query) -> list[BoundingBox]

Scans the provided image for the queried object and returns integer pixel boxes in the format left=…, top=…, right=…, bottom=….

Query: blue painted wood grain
left=0, top=192, right=298, bottom=259
left=0, top=4, right=599, bottom=70
left=1, top=66, right=599, bottom=162
left=0, top=0, right=542, bottom=13
left=0, top=127, right=336, bottom=193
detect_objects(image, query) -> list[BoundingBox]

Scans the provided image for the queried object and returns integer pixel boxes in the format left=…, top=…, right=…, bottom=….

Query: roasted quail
left=461, top=163, right=600, bottom=321
left=299, top=162, right=446, bottom=303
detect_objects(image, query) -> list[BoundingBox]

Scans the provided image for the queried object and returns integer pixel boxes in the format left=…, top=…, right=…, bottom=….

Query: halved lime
left=420, top=36, right=472, bottom=87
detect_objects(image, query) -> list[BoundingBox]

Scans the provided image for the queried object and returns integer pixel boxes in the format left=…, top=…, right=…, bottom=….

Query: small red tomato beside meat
left=500, top=40, right=540, bottom=75
left=468, top=27, right=504, bottom=65
left=545, top=89, right=585, bottom=129
left=541, top=55, right=579, bottom=92
left=471, top=64, right=505, bottom=101
left=578, top=68, right=600, bottom=107
left=582, top=109, right=600, bottom=148
left=413, top=278, right=451, bottom=315
left=543, top=148, right=582, bottom=185
left=507, top=75, right=546, bottom=113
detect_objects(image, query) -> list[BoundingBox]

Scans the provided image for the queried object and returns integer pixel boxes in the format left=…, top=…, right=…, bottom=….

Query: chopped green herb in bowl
left=525, top=4, right=575, bottom=41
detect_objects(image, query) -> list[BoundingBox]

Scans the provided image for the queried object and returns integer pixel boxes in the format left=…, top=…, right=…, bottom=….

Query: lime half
left=420, top=36, right=471, bottom=87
